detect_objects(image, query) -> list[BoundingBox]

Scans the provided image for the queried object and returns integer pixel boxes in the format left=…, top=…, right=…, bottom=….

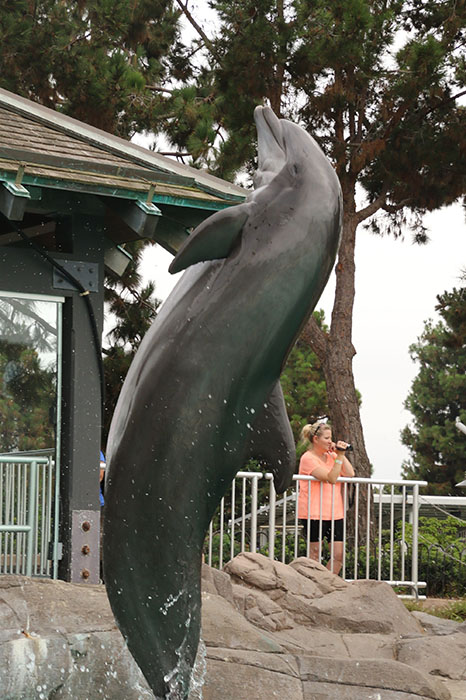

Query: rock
left=231, top=583, right=295, bottom=632
left=301, top=683, right=445, bottom=700
left=202, top=649, right=303, bottom=700
left=224, top=552, right=347, bottom=627
left=300, top=579, right=424, bottom=635
left=397, top=632, right=466, bottom=681
left=412, top=610, right=462, bottom=636
left=440, top=679, right=466, bottom=700
left=0, top=574, right=115, bottom=638
left=201, top=563, right=234, bottom=604
left=0, top=557, right=455, bottom=699
left=341, top=632, right=396, bottom=660
left=224, top=551, right=325, bottom=597
left=290, top=556, right=349, bottom=595
left=298, top=656, right=450, bottom=700
left=200, top=592, right=283, bottom=653
left=0, top=575, right=152, bottom=699
left=205, top=646, right=300, bottom=676
left=224, top=554, right=422, bottom=637
left=258, top=627, right=395, bottom=661
left=274, top=626, right=349, bottom=656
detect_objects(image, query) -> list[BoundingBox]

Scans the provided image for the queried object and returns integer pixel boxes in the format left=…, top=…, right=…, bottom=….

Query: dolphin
left=103, top=106, right=342, bottom=698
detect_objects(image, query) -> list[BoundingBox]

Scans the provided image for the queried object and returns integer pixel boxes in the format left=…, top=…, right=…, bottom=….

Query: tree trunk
left=325, top=220, right=371, bottom=476
left=301, top=195, right=373, bottom=541
left=304, top=202, right=372, bottom=476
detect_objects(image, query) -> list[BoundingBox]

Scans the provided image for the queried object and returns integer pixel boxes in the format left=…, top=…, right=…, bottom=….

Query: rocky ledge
left=1, top=553, right=465, bottom=699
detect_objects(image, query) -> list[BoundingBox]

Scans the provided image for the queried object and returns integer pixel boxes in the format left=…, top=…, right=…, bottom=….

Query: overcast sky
left=139, top=201, right=465, bottom=483
left=130, top=0, right=466, bottom=479
left=134, top=2, right=465, bottom=483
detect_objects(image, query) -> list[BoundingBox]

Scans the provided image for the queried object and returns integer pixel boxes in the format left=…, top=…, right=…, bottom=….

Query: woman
left=298, top=421, right=354, bottom=574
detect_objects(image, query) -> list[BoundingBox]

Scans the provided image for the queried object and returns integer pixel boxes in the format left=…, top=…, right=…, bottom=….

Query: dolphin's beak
left=254, top=106, right=286, bottom=187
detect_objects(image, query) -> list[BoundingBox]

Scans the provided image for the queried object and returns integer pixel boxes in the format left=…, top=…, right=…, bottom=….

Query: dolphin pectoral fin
left=247, top=380, right=296, bottom=494
left=169, top=203, right=249, bottom=274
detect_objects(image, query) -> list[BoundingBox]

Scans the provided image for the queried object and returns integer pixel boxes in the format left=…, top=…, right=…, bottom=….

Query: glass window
left=0, top=293, right=62, bottom=455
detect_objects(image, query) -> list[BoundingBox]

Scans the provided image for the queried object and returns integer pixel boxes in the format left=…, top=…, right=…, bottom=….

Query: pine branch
left=6, top=299, right=57, bottom=337
left=300, top=315, right=328, bottom=361
left=145, top=86, right=175, bottom=94
left=350, top=83, right=466, bottom=183
left=150, top=112, right=177, bottom=120
left=420, top=89, right=466, bottom=120
left=355, top=190, right=388, bottom=224
left=159, top=151, right=192, bottom=157
left=125, top=285, right=159, bottom=313
left=382, top=199, right=412, bottom=214
left=214, top=124, right=225, bottom=143
left=62, top=31, right=92, bottom=51
left=185, top=43, right=206, bottom=62
left=174, top=0, right=221, bottom=63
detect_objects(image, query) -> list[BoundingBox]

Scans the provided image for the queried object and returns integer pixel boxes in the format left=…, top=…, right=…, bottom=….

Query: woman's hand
left=335, top=442, right=355, bottom=477
left=335, top=440, right=350, bottom=452
left=326, top=445, right=337, bottom=459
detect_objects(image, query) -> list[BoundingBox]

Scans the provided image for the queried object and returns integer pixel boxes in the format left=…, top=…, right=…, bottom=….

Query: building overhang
left=0, top=87, right=246, bottom=259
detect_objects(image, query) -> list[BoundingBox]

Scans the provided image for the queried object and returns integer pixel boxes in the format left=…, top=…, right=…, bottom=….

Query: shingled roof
left=0, top=88, right=245, bottom=207
left=0, top=88, right=246, bottom=254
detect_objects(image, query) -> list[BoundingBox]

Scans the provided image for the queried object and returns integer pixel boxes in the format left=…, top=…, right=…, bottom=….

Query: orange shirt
left=297, top=450, right=345, bottom=520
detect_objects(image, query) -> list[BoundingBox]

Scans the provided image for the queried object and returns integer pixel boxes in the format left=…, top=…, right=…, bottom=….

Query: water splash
left=162, top=615, right=206, bottom=699
left=163, top=613, right=192, bottom=698
left=160, top=589, right=184, bottom=617
left=188, top=638, right=207, bottom=700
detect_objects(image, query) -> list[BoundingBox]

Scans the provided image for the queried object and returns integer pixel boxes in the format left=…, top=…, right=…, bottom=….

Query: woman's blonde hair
left=299, top=421, right=332, bottom=448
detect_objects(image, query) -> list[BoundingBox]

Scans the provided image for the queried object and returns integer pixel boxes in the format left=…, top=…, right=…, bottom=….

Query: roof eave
left=0, top=88, right=246, bottom=203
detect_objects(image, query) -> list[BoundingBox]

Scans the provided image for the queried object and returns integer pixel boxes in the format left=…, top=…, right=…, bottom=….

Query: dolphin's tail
left=103, top=486, right=204, bottom=698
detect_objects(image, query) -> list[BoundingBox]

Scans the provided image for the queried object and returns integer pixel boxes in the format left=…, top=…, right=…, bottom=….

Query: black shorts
left=299, top=518, right=344, bottom=543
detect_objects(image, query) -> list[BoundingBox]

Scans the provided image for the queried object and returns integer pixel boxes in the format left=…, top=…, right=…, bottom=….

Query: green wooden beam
left=0, top=170, right=238, bottom=212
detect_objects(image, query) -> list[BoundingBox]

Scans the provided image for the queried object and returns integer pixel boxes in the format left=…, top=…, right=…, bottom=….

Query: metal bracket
left=70, top=509, right=100, bottom=584
left=106, top=195, right=162, bottom=240
left=53, top=260, right=99, bottom=292
left=104, top=244, right=133, bottom=277
left=2, top=163, right=31, bottom=198
left=136, top=199, right=162, bottom=215
left=135, top=182, right=162, bottom=216
left=0, top=174, right=31, bottom=221
left=3, top=180, right=30, bottom=198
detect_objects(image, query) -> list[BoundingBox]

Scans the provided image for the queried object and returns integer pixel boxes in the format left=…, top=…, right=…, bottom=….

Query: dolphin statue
left=103, top=106, right=342, bottom=698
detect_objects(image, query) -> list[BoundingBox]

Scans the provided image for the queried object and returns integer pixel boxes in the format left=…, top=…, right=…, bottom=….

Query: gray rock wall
left=1, top=554, right=465, bottom=699
left=0, top=575, right=153, bottom=700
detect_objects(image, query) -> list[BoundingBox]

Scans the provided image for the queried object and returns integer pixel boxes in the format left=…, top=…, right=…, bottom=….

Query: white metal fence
left=205, top=472, right=428, bottom=598
left=0, top=453, right=59, bottom=578
left=0, top=456, right=429, bottom=597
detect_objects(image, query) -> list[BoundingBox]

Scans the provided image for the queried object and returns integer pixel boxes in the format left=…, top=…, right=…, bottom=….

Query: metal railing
left=0, top=455, right=430, bottom=596
left=0, top=454, right=58, bottom=578
left=418, top=540, right=466, bottom=597
left=205, top=472, right=428, bottom=598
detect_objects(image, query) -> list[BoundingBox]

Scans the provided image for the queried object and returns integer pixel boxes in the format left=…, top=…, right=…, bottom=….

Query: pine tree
left=103, top=240, right=161, bottom=443
left=0, top=0, right=189, bottom=135
left=280, top=310, right=329, bottom=442
left=0, top=3, right=175, bottom=440
left=168, top=0, right=466, bottom=478
left=0, top=298, right=57, bottom=453
left=402, top=286, right=466, bottom=494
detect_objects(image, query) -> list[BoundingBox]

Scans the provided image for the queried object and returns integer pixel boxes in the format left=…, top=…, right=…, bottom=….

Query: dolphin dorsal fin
left=169, top=203, right=249, bottom=274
